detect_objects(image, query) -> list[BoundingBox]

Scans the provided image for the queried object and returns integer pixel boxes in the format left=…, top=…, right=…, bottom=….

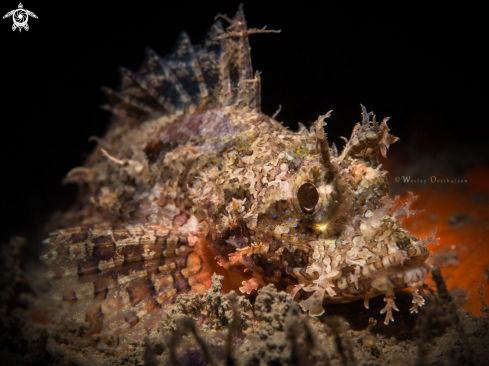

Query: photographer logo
left=3, top=3, right=37, bottom=32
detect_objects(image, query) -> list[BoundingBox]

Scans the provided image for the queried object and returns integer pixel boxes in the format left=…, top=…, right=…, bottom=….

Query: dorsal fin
left=102, top=5, right=279, bottom=127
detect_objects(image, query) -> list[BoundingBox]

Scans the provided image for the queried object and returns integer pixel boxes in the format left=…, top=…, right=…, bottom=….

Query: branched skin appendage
left=40, top=5, right=439, bottom=338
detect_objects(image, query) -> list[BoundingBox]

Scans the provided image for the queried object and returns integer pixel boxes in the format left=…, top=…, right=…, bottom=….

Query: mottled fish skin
left=41, top=5, right=438, bottom=338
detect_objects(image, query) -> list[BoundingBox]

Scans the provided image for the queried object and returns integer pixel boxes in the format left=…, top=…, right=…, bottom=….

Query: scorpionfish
left=41, top=5, right=439, bottom=338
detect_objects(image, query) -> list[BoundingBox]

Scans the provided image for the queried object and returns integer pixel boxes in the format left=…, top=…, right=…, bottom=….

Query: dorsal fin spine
left=104, top=6, right=277, bottom=128
left=120, top=65, right=173, bottom=113
left=101, top=86, right=154, bottom=114
left=156, top=57, right=193, bottom=107
left=180, top=32, right=209, bottom=100
left=235, top=5, right=254, bottom=108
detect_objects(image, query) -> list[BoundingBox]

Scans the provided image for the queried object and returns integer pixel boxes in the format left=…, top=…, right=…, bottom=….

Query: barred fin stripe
left=53, top=266, right=163, bottom=301
left=182, top=32, right=209, bottom=99
left=116, top=267, right=159, bottom=287
left=162, top=249, right=176, bottom=258
left=42, top=259, right=110, bottom=279
left=146, top=47, right=189, bottom=104
left=155, top=54, right=193, bottom=106
left=155, top=288, right=178, bottom=305
left=165, top=32, right=204, bottom=105
left=46, top=224, right=196, bottom=239
left=177, top=244, right=190, bottom=253
left=161, top=245, right=189, bottom=259
left=44, top=230, right=195, bottom=247
left=152, top=274, right=175, bottom=287
left=81, top=295, right=134, bottom=326
left=40, top=238, right=184, bottom=259
left=219, top=37, right=232, bottom=106
left=68, top=272, right=174, bottom=303
left=133, top=71, right=175, bottom=113
left=98, top=257, right=125, bottom=272
left=101, top=303, right=161, bottom=336
left=195, top=21, right=224, bottom=102
left=101, top=86, right=155, bottom=114
left=101, top=104, right=135, bottom=120
left=125, top=310, right=146, bottom=330
left=48, top=226, right=92, bottom=235
left=158, top=262, right=177, bottom=272
left=43, top=256, right=147, bottom=279
left=85, top=306, right=104, bottom=322
left=142, top=252, right=159, bottom=260
left=66, top=281, right=113, bottom=302
left=42, top=246, right=181, bottom=279
left=126, top=285, right=157, bottom=307
left=119, top=66, right=173, bottom=112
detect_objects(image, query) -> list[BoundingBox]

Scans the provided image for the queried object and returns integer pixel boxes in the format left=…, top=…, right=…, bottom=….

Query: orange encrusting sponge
left=401, top=166, right=489, bottom=316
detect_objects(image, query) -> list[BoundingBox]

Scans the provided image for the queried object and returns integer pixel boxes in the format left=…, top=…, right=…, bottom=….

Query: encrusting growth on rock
left=160, top=273, right=252, bottom=332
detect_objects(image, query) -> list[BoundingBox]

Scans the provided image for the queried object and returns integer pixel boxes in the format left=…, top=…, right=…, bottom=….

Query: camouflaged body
left=41, top=5, right=438, bottom=338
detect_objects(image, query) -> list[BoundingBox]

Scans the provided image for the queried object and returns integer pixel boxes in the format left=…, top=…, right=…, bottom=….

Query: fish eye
left=297, top=182, right=319, bottom=213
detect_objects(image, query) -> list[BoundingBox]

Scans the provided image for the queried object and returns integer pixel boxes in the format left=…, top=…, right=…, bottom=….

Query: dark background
left=1, top=1, right=487, bottom=257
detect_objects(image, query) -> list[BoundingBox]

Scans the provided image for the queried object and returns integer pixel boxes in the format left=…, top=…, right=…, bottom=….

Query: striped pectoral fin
left=100, top=253, right=209, bottom=337
left=40, top=222, right=208, bottom=336
left=99, top=272, right=177, bottom=336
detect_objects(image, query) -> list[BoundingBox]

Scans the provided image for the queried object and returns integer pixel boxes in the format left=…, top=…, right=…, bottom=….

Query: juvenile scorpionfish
left=41, top=5, right=439, bottom=338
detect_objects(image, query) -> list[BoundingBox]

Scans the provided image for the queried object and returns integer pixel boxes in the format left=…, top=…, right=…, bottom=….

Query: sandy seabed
left=1, top=236, right=488, bottom=366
